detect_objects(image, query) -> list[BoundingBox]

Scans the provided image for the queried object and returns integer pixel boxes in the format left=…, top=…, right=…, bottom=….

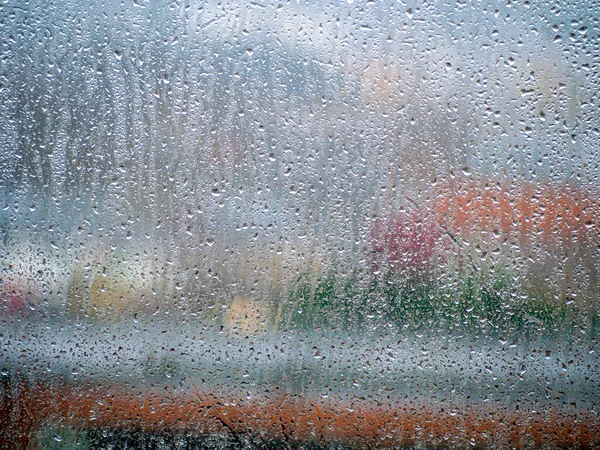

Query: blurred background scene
left=1, top=1, right=600, bottom=447
left=2, top=0, right=599, bottom=336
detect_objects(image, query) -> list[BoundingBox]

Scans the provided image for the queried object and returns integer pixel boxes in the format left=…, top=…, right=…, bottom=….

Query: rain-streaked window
left=1, top=1, right=599, bottom=448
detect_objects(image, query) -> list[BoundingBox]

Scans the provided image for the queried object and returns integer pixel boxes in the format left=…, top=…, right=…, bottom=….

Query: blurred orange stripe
left=3, top=379, right=598, bottom=449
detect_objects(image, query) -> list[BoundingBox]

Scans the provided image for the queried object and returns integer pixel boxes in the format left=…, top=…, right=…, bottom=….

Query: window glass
left=1, top=1, right=599, bottom=448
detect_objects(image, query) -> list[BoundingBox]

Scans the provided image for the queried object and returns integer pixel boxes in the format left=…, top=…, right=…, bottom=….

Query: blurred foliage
left=280, top=265, right=590, bottom=339
left=36, top=424, right=88, bottom=449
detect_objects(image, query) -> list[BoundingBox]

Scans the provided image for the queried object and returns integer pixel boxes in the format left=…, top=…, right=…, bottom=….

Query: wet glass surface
left=1, top=0, right=599, bottom=448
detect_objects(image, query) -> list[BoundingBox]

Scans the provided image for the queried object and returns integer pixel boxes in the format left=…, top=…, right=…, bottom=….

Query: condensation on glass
left=1, top=1, right=599, bottom=448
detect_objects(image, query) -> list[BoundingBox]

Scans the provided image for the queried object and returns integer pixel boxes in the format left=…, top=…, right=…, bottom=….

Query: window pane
left=1, top=1, right=599, bottom=448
